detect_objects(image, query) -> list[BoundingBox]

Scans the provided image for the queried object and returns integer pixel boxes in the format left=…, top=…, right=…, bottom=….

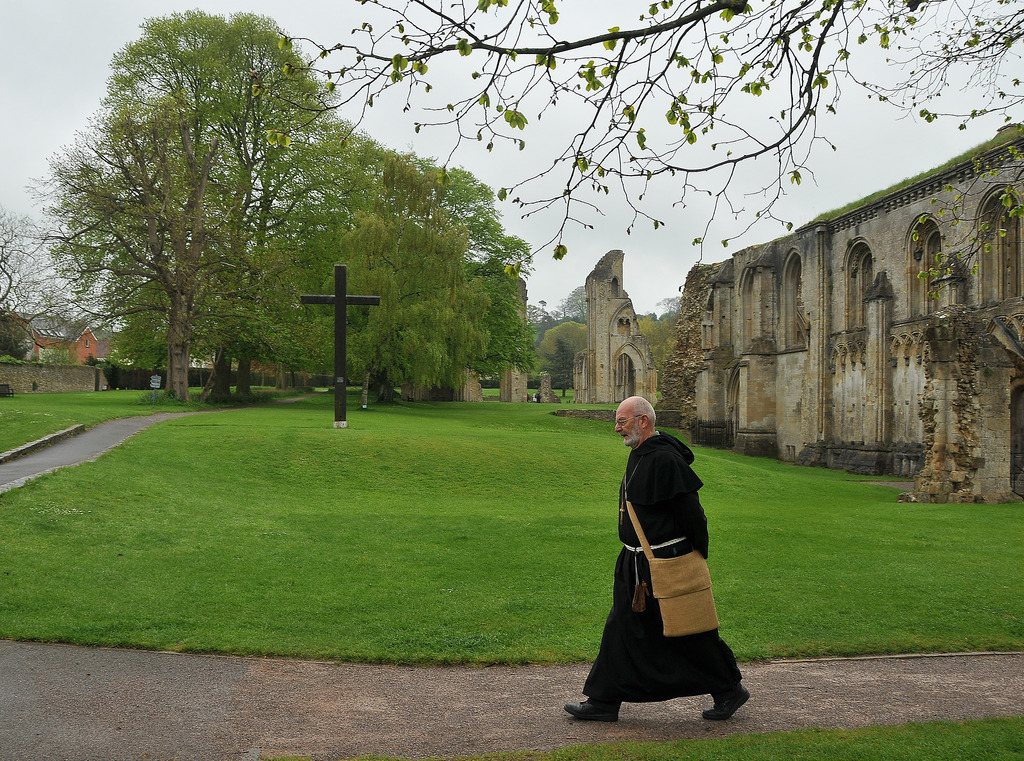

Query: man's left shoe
left=702, top=684, right=749, bottom=720
left=564, top=700, right=619, bottom=722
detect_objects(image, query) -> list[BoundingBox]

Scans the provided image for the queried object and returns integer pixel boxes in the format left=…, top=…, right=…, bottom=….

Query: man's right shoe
left=702, top=684, right=750, bottom=720
left=564, top=700, right=619, bottom=722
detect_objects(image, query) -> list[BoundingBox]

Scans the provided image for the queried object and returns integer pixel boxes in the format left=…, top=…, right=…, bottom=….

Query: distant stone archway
left=614, top=353, right=635, bottom=400
left=573, top=250, right=658, bottom=405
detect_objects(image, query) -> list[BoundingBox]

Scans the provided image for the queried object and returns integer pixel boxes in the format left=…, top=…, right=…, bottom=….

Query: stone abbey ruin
left=665, top=127, right=1024, bottom=503
left=573, top=250, right=659, bottom=406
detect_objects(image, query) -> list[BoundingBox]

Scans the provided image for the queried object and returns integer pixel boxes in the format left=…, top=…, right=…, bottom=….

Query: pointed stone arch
left=573, top=250, right=658, bottom=404
left=908, top=217, right=942, bottom=317
left=845, top=240, right=874, bottom=329
left=979, top=188, right=1023, bottom=303
left=781, top=249, right=806, bottom=349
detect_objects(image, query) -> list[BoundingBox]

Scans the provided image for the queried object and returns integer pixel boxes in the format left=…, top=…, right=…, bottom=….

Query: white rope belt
left=623, top=536, right=688, bottom=553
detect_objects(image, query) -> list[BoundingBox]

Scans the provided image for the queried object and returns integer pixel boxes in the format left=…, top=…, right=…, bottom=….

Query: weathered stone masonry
left=574, top=250, right=658, bottom=405
left=676, top=130, right=1024, bottom=503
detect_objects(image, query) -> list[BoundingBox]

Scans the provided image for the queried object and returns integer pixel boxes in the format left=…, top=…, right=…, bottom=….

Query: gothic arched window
left=740, top=268, right=756, bottom=349
left=846, top=242, right=873, bottom=328
left=910, top=219, right=941, bottom=317
left=781, top=251, right=806, bottom=348
left=979, top=191, right=1023, bottom=303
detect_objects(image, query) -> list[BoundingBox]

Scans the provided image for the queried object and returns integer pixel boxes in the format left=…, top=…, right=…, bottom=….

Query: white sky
left=1, top=0, right=1012, bottom=315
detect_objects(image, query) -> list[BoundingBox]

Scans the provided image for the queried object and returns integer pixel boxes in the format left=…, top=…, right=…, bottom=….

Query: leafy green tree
left=438, top=167, right=535, bottom=378
left=342, top=152, right=490, bottom=401
left=527, top=300, right=561, bottom=348
left=47, top=97, right=221, bottom=398
left=637, top=313, right=678, bottom=375
left=288, top=0, right=1020, bottom=266
left=0, top=313, right=28, bottom=359
left=466, top=259, right=536, bottom=379
left=438, top=167, right=532, bottom=269
left=558, top=285, right=587, bottom=324
left=536, top=320, right=586, bottom=394
left=655, top=296, right=681, bottom=321
left=46, top=12, right=334, bottom=398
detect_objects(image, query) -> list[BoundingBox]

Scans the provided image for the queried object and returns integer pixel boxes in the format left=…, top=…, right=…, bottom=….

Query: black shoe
left=564, top=700, right=619, bottom=722
left=702, top=684, right=749, bottom=720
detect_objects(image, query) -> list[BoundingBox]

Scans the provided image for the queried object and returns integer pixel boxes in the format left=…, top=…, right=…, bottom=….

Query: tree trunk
left=236, top=357, right=252, bottom=395
left=166, top=299, right=190, bottom=400
left=361, top=371, right=370, bottom=408
left=211, top=349, right=231, bottom=397
left=372, top=371, right=395, bottom=403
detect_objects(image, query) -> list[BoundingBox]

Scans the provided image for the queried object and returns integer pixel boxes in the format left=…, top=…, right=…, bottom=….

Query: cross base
left=333, top=421, right=349, bottom=429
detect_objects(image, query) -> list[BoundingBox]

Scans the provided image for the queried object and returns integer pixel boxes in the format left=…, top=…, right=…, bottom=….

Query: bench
left=0, top=384, right=13, bottom=397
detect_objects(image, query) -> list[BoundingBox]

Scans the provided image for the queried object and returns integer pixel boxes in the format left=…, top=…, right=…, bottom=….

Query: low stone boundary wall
left=0, top=363, right=109, bottom=393
left=554, top=407, right=686, bottom=430
left=553, top=409, right=615, bottom=422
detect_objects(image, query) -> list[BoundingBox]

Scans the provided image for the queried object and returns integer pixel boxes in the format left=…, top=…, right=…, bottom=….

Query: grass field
left=0, top=391, right=1020, bottom=665
left=0, top=387, right=301, bottom=454
left=273, top=717, right=1024, bottom=761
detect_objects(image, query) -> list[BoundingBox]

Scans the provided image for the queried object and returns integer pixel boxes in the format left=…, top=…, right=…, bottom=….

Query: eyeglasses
left=614, top=414, right=643, bottom=427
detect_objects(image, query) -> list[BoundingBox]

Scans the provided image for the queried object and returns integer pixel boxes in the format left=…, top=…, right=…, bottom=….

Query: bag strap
left=624, top=501, right=655, bottom=562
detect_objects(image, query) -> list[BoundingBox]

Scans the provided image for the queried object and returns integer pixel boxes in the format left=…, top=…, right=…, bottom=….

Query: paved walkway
left=0, top=410, right=1020, bottom=760
left=0, top=642, right=1020, bottom=761
left=0, top=413, right=191, bottom=494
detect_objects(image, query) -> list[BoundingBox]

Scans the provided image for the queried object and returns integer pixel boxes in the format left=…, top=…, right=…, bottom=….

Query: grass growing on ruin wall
left=809, top=127, right=1023, bottom=224
left=0, top=394, right=1020, bottom=664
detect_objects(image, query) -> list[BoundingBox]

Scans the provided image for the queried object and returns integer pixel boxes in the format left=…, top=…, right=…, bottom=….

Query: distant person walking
left=564, top=395, right=749, bottom=722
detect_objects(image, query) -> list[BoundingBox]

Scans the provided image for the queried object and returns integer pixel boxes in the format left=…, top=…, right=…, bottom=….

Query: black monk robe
left=583, top=431, right=742, bottom=704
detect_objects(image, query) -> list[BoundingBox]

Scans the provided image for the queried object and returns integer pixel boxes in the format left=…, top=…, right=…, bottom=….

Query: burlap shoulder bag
left=625, top=500, right=719, bottom=637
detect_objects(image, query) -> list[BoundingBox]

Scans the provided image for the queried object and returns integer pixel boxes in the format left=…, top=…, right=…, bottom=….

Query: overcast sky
left=1, top=0, right=1011, bottom=315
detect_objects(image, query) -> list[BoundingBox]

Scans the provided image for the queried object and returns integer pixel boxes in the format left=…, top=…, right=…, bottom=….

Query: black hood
left=639, top=429, right=696, bottom=464
left=624, top=430, right=703, bottom=504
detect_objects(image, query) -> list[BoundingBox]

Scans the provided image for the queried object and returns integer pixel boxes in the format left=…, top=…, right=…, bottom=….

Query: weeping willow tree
left=342, top=152, right=490, bottom=402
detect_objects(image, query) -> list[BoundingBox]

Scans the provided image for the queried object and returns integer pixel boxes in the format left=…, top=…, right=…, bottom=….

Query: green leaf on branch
left=504, top=110, right=528, bottom=129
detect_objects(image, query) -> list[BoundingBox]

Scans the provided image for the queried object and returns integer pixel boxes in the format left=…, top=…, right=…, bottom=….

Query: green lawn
left=296, top=717, right=1024, bottom=761
left=0, top=393, right=1020, bottom=664
left=0, top=387, right=299, bottom=454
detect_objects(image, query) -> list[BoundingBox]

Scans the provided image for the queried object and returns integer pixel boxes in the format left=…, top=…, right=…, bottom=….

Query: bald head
left=614, top=396, right=656, bottom=448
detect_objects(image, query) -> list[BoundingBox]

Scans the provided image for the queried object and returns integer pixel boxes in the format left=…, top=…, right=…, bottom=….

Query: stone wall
left=553, top=409, right=615, bottom=422
left=659, top=264, right=715, bottom=430
left=0, top=363, right=108, bottom=393
left=684, top=129, right=1024, bottom=502
left=574, top=250, right=658, bottom=404
left=537, top=373, right=560, bottom=403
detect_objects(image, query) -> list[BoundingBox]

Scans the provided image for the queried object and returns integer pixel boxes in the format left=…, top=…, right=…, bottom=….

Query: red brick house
left=31, top=320, right=109, bottom=364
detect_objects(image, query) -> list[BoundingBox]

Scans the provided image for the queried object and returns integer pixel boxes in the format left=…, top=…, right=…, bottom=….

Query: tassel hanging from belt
left=631, top=549, right=649, bottom=613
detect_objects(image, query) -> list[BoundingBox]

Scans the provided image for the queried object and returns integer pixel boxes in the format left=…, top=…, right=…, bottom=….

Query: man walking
left=565, top=396, right=749, bottom=722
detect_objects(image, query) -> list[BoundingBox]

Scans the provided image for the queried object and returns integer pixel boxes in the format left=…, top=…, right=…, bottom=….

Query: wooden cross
left=301, top=264, right=381, bottom=428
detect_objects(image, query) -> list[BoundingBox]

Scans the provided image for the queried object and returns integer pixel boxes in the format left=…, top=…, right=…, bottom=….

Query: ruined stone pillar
left=864, top=271, right=894, bottom=449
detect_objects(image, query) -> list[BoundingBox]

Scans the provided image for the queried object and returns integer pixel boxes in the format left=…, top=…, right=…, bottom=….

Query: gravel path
left=0, top=641, right=1021, bottom=761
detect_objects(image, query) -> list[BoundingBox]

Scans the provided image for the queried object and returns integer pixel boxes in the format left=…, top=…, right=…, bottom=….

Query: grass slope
left=0, top=394, right=1020, bottom=664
